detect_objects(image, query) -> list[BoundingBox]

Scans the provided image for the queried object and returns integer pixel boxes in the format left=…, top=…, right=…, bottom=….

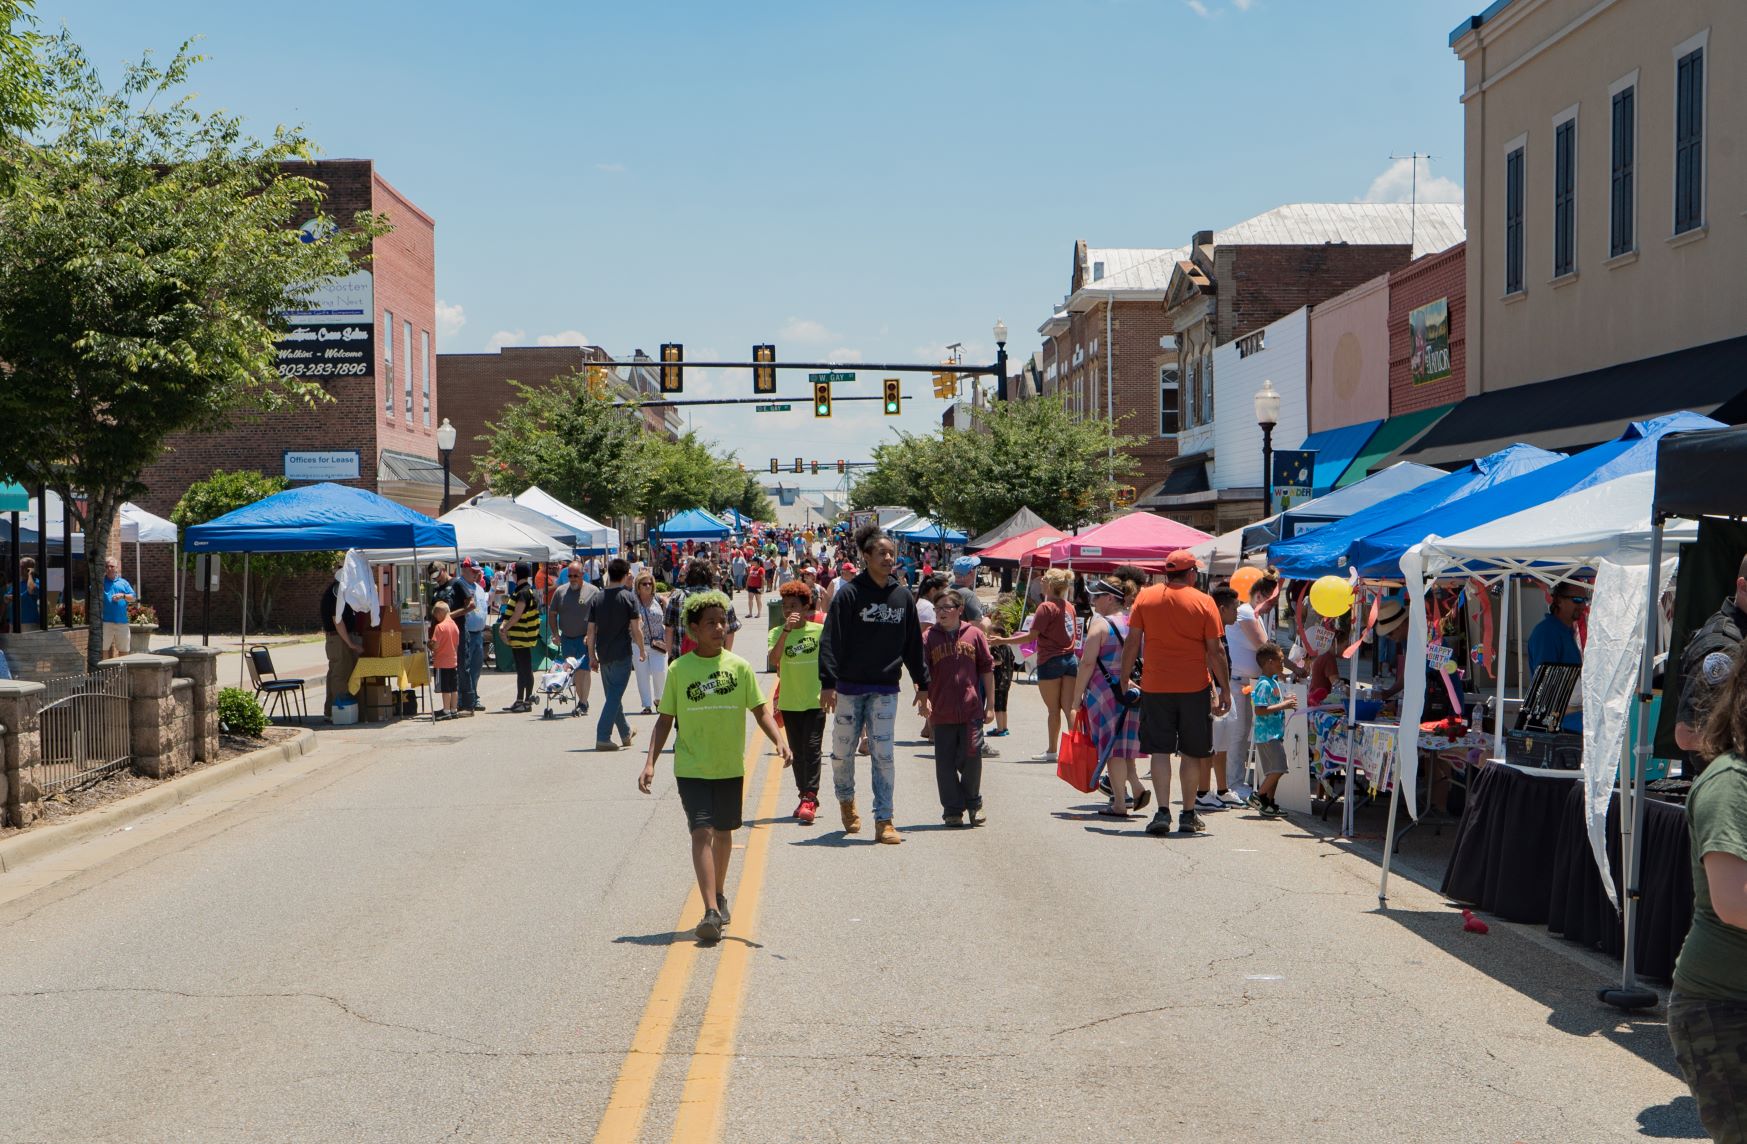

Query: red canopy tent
left=976, top=523, right=1073, bottom=565
left=1023, top=511, right=1213, bottom=572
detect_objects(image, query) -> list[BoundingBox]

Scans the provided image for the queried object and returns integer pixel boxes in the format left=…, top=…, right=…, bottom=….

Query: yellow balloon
left=1229, top=566, right=1263, bottom=599
left=1309, top=575, right=1355, bottom=619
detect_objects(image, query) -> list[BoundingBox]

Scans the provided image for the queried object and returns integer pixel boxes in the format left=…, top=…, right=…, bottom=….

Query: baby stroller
left=537, top=657, right=584, bottom=719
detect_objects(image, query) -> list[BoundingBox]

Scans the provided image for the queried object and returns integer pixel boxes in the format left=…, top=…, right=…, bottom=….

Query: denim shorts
left=559, top=635, right=590, bottom=667
left=1036, top=653, right=1079, bottom=681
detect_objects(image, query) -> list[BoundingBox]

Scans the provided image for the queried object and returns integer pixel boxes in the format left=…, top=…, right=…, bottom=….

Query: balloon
left=1229, top=566, right=1262, bottom=598
left=1309, top=575, right=1355, bottom=619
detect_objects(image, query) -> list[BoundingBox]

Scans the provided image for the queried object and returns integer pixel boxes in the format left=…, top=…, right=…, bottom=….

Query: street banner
left=1272, top=449, right=1316, bottom=510
left=1409, top=297, right=1451, bottom=385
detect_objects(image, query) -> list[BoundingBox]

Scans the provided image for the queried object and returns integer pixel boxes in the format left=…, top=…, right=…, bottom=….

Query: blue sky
left=58, top=0, right=1477, bottom=480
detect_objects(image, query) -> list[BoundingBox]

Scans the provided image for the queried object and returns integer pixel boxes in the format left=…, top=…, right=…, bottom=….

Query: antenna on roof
left=1389, top=151, right=1436, bottom=255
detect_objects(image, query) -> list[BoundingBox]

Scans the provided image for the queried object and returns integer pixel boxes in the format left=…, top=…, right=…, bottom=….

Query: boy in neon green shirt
left=640, top=590, right=789, bottom=942
left=768, top=580, right=826, bottom=824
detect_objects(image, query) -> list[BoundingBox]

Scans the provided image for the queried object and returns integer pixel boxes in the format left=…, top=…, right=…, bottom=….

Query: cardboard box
left=362, top=701, right=396, bottom=723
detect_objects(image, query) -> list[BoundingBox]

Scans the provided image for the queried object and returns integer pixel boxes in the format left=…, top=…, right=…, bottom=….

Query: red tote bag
left=1056, top=708, right=1100, bottom=793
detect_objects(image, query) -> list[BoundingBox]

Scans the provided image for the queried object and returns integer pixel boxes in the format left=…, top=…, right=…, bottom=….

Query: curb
left=0, top=728, right=319, bottom=874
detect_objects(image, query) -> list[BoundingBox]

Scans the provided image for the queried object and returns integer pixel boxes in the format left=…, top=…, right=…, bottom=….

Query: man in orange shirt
left=1118, top=550, right=1231, bottom=836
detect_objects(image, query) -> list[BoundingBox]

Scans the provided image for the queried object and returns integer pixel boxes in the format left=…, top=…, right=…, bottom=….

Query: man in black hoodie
left=819, top=525, right=930, bottom=844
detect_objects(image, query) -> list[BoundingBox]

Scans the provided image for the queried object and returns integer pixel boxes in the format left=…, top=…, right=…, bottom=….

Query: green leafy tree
left=170, top=470, right=335, bottom=631
left=472, top=369, right=649, bottom=520
left=0, top=1, right=43, bottom=194
left=0, top=37, right=383, bottom=666
left=732, top=473, right=776, bottom=523
left=637, top=432, right=744, bottom=522
left=941, top=396, right=1141, bottom=533
left=849, top=432, right=975, bottom=535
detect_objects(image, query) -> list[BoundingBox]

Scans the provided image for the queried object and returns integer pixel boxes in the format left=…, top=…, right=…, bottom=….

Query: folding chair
left=246, top=644, right=309, bottom=724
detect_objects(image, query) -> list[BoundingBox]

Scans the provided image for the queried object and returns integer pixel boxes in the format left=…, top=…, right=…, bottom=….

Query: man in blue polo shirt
left=1528, top=581, right=1586, bottom=731
left=101, top=556, right=136, bottom=660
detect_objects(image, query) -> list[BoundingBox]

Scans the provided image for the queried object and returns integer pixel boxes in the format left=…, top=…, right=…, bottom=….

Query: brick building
left=1033, top=241, right=1183, bottom=497
left=132, top=159, right=444, bottom=628
left=1147, top=203, right=1466, bottom=525
left=1388, top=241, right=1468, bottom=417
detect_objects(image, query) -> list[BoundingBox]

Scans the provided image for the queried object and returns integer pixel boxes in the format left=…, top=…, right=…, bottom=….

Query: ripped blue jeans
left=830, top=690, right=898, bottom=822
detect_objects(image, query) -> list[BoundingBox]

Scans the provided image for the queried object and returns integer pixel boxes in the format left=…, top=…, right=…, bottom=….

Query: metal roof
left=1083, top=246, right=1189, bottom=292
left=1213, top=203, right=1465, bottom=260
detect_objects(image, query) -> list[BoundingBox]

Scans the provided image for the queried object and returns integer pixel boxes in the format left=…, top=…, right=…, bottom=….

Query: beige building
left=1415, top=0, right=1745, bottom=462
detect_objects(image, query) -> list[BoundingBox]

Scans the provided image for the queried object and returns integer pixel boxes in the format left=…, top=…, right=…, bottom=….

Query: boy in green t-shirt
left=640, top=590, right=790, bottom=943
left=767, top=580, right=826, bottom=824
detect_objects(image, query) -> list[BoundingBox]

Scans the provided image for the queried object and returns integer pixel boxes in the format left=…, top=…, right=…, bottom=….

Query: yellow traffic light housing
left=883, top=378, right=901, bottom=415
left=659, top=343, right=683, bottom=393
left=753, top=344, right=776, bottom=394
left=793, top=457, right=803, bottom=474
left=813, top=381, right=832, bottom=418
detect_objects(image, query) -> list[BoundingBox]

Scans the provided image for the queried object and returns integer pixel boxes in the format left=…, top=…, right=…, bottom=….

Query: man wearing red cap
left=1119, top=549, right=1231, bottom=835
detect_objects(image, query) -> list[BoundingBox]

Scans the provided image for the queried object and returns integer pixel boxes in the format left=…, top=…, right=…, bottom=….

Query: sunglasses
left=935, top=601, right=962, bottom=610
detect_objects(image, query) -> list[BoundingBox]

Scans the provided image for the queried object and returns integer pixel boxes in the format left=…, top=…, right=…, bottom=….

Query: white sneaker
left=1194, top=793, right=1226, bottom=812
left=1041, top=749, right=1058, bottom=762
left=1217, top=790, right=1247, bottom=807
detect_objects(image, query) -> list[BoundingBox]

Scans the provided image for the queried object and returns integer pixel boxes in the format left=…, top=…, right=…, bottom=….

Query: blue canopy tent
left=183, top=483, right=457, bottom=666
left=1268, top=443, right=1564, bottom=579
left=1259, top=462, right=1445, bottom=548
left=895, top=519, right=968, bottom=545
left=722, top=507, right=753, bottom=533
left=654, top=508, right=733, bottom=543
left=1347, top=411, right=1723, bottom=579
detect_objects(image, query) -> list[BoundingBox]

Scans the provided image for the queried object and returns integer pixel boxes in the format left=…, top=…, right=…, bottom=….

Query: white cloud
left=1186, top=0, right=1210, bottom=15
left=1361, top=156, right=1463, bottom=205
left=780, top=317, right=835, bottom=345
left=826, top=347, right=863, bottom=363
left=535, top=330, right=591, bottom=347
left=435, top=300, right=466, bottom=339
left=1232, top=0, right=1254, bottom=9
left=487, top=329, right=525, bottom=351
left=595, top=162, right=626, bottom=175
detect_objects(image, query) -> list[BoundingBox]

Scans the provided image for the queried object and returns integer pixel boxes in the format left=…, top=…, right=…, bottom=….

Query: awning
left=1296, top=420, right=1381, bottom=493
left=1400, top=334, right=1747, bottom=467
left=0, top=481, right=26, bottom=513
left=379, top=449, right=469, bottom=497
left=1338, top=404, right=1454, bottom=486
left=1137, top=460, right=1209, bottom=507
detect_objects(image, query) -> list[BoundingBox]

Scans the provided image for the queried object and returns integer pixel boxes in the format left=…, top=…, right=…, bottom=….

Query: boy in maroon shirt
left=924, top=588, right=995, bottom=827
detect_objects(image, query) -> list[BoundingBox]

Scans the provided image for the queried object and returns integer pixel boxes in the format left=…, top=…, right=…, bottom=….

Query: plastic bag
left=1056, top=708, right=1100, bottom=793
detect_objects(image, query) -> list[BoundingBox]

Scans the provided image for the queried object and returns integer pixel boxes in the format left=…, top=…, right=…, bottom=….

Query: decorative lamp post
left=1253, top=379, right=1281, bottom=517
left=993, top=319, right=1009, bottom=401
left=436, top=417, right=458, bottom=515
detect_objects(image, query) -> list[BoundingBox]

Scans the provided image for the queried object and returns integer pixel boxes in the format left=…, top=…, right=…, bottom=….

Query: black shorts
left=676, top=775, right=744, bottom=832
left=436, top=667, right=457, bottom=692
left=1139, top=688, right=1214, bottom=758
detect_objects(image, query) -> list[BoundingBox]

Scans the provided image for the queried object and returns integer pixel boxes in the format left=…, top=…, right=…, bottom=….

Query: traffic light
left=793, top=457, right=803, bottom=474
left=813, top=381, right=832, bottom=418
left=659, top=343, right=683, bottom=393
left=836, top=459, right=846, bottom=474
left=769, top=458, right=778, bottom=474
left=883, top=378, right=901, bottom=415
left=810, top=460, right=819, bottom=475
left=932, top=366, right=958, bottom=399
left=584, top=364, right=609, bottom=396
left=752, top=344, right=776, bottom=394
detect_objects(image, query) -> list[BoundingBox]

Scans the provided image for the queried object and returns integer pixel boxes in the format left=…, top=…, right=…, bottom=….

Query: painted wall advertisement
left=1408, top=296, right=1451, bottom=386
left=275, top=269, right=374, bottom=381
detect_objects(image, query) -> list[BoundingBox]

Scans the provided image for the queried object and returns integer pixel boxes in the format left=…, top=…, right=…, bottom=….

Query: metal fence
left=34, top=665, right=131, bottom=795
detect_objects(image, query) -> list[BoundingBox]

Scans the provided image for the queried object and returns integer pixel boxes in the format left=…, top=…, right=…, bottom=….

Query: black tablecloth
left=1441, top=761, right=1692, bottom=981
left=1547, top=782, right=1692, bottom=982
left=1441, top=762, right=1579, bottom=922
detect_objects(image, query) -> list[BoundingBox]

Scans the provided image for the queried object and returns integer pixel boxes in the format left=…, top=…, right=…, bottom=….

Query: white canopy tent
left=1383, top=471, right=1693, bottom=911
left=361, top=504, right=570, bottom=565
left=511, top=487, right=620, bottom=554
left=1187, top=518, right=1273, bottom=578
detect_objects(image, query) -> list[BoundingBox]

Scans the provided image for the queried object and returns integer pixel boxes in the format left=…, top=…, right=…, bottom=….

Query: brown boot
left=875, top=819, right=903, bottom=845
left=839, top=799, right=862, bottom=833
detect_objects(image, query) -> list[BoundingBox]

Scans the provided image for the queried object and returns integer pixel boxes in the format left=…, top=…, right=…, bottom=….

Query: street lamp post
left=993, top=319, right=1009, bottom=401
left=1253, top=379, right=1280, bottom=518
left=436, top=417, right=457, bottom=515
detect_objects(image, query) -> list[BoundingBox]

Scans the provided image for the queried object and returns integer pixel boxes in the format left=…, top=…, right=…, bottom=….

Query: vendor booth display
left=511, top=486, right=620, bottom=554
left=893, top=518, right=967, bottom=545
left=654, top=507, right=732, bottom=543
left=1026, top=512, right=1212, bottom=572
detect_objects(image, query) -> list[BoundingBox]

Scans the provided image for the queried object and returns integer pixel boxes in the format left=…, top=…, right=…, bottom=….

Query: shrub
left=127, top=601, right=158, bottom=625
left=217, top=687, right=267, bottom=737
left=991, top=593, right=1025, bottom=638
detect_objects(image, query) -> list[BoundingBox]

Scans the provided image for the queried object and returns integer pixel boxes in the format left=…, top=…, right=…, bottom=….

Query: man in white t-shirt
left=1223, top=577, right=1271, bottom=802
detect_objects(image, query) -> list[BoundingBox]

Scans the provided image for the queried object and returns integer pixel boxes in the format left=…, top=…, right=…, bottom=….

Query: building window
left=1159, top=367, right=1180, bottom=436
left=402, top=320, right=414, bottom=419
left=1610, top=85, right=1636, bottom=256
left=1185, top=359, right=1199, bottom=426
left=1505, top=146, right=1525, bottom=294
left=383, top=309, right=394, bottom=414
left=1674, top=45, right=1704, bottom=234
left=1236, top=329, right=1266, bottom=358
left=1553, top=117, right=1576, bottom=277
left=420, top=330, right=432, bottom=426
left=1202, top=352, right=1214, bottom=423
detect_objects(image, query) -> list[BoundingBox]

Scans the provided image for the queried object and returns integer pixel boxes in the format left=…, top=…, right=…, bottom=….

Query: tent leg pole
left=1378, top=775, right=1402, bottom=907
left=240, top=554, right=249, bottom=687
left=1600, top=520, right=1663, bottom=1011
left=1343, top=590, right=1362, bottom=838
left=173, top=543, right=182, bottom=645
left=1495, top=577, right=1511, bottom=760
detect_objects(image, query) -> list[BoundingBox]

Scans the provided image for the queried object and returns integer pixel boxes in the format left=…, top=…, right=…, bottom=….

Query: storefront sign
left=1408, top=297, right=1451, bottom=386
left=1271, top=449, right=1316, bottom=509
left=275, top=269, right=375, bottom=381
left=283, top=450, right=361, bottom=481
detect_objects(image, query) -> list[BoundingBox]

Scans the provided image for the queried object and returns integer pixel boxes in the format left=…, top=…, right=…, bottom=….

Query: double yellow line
left=592, top=737, right=785, bottom=1144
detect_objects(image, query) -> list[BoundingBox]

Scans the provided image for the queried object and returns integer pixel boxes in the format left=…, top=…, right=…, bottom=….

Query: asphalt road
left=0, top=599, right=1701, bottom=1142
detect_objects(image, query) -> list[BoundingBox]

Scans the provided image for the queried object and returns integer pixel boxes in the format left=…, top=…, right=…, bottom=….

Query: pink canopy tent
left=977, top=523, right=1072, bottom=565
left=1023, top=511, right=1213, bottom=572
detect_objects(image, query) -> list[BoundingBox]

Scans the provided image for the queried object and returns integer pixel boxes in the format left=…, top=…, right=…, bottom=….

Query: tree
left=170, top=470, right=334, bottom=631
left=941, top=396, right=1141, bottom=533
left=472, top=369, right=649, bottom=520
left=0, top=1, right=43, bottom=194
left=732, top=473, right=776, bottom=523
left=636, top=432, right=745, bottom=523
left=0, top=37, right=383, bottom=666
left=849, top=431, right=976, bottom=535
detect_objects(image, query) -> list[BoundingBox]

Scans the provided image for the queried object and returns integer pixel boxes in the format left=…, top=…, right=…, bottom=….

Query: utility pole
left=1389, top=151, right=1435, bottom=255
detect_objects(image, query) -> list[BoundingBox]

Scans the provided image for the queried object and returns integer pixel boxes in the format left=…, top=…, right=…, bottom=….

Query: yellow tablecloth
left=348, top=653, right=429, bottom=695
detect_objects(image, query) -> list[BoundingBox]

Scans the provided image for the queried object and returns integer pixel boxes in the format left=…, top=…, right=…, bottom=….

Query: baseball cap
left=1163, top=550, right=1200, bottom=574
left=952, top=555, right=981, bottom=575
left=460, top=557, right=477, bottom=569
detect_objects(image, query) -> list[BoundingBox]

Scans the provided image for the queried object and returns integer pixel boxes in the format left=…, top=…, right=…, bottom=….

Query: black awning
left=1655, top=426, right=1747, bottom=520
left=1160, top=460, right=1210, bottom=496
left=1401, top=334, right=1747, bottom=466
